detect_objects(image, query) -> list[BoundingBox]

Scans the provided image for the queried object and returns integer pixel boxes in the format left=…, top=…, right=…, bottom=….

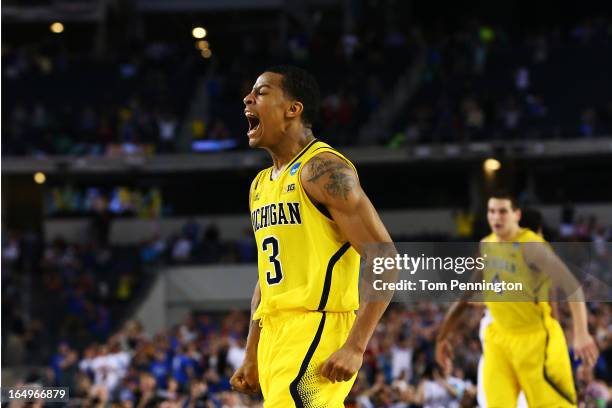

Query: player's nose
left=243, top=91, right=255, bottom=106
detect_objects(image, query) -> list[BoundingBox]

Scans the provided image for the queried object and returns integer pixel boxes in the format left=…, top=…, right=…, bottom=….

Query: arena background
left=2, top=0, right=612, bottom=406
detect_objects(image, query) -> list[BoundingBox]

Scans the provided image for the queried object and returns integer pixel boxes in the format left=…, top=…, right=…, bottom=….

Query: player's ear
left=286, top=101, right=304, bottom=119
left=515, top=208, right=522, bottom=222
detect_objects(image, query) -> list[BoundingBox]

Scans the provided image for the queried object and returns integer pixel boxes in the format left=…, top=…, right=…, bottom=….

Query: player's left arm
left=523, top=242, right=599, bottom=366
left=301, top=152, right=393, bottom=383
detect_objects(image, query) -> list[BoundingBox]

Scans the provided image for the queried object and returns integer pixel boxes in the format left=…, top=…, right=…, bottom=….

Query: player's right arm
left=435, top=300, right=471, bottom=371
left=230, top=175, right=263, bottom=394
left=435, top=251, right=485, bottom=371
left=230, top=281, right=261, bottom=394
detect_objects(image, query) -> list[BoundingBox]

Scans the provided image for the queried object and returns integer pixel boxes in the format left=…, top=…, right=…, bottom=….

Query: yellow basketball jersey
left=482, top=228, right=552, bottom=330
left=249, top=139, right=360, bottom=321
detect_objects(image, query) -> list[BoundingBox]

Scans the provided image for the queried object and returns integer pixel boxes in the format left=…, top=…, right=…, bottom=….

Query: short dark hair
left=489, top=189, right=519, bottom=210
left=520, top=208, right=543, bottom=232
left=265, top=65, right=320, bottom=128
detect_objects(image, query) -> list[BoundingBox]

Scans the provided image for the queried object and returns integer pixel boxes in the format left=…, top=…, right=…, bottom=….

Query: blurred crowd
left=7, top=301, right=610, bottom=407
left=3, top=207, right=611, bottom=407
left=351, top=302, right=612, bottom=408
left=47, top=186, right=162, bottom=218
left=2, top=231, right=146, bottom=367
left=140, top=222, right=256, bottom=267
left=389, top=18, right=612, bottom=146
left=2, top=5, right=417, bottom=156
left=3, top=205, right=610, bottom=363
left=2, top=40, right=195, bottom=156
left=5, top=13, right=611, bottom=156
left=7, top=312, right=255, bottom=408
left=0, top=218, right=256, bottom=369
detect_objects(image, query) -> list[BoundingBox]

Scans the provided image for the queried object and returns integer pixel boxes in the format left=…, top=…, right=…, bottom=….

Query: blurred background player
left=230, top=66, right=394, bottom=406
left=436, top=192, right=599, bottom=407
left=437, top=208, right=547, bottom=408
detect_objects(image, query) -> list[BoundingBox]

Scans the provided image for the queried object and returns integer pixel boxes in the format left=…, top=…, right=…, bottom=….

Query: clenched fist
left=230, top=357, right=260, bottom=394
left=320, top=345, right=363, bottom=383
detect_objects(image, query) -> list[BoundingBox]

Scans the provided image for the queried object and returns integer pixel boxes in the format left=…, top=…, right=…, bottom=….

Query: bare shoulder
left=301, top=151, right=359, bottom=202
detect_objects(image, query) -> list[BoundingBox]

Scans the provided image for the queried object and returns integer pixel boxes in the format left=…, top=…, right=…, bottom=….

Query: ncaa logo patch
left=289, top=162, right=302, bottom=176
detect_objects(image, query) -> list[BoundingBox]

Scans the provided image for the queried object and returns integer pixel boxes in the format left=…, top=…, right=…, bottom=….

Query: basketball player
left=448, top=209, right=544, bottom=408
left=230, top=65, right=393, bottom=407
left=435, top=192, right=598, bottom=407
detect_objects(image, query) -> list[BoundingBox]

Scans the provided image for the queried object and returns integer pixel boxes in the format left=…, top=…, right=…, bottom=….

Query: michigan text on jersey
left=251, top=202, right=302, bottom=232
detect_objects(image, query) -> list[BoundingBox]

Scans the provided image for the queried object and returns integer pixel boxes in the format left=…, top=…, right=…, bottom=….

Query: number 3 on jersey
left=262, top=236, right=283, bottom=285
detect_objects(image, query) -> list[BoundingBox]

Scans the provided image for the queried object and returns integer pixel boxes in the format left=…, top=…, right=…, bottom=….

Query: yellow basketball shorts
left=483, top=316, right=577, bottom=408
left=257, top=310, right=357, bottom=408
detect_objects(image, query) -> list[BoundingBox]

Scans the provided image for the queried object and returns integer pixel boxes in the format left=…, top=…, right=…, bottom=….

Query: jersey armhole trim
left=318, top=242, right=351, bottom=310
left=254, top=170, right=266, bottom=190
left=250, top=169, right=267, bottom=210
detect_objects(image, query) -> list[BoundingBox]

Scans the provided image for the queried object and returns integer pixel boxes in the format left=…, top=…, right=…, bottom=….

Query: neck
left=497, top=226, right=521, bottom=242
left=268, top=127, right=315, bottom=171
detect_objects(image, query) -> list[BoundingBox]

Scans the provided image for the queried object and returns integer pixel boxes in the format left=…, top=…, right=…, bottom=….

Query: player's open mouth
left=245, top=111, right=260, bottom=137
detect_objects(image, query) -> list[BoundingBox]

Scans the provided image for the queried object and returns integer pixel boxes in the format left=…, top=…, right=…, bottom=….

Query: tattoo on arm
left=307, top=157, right=356, bottom=200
